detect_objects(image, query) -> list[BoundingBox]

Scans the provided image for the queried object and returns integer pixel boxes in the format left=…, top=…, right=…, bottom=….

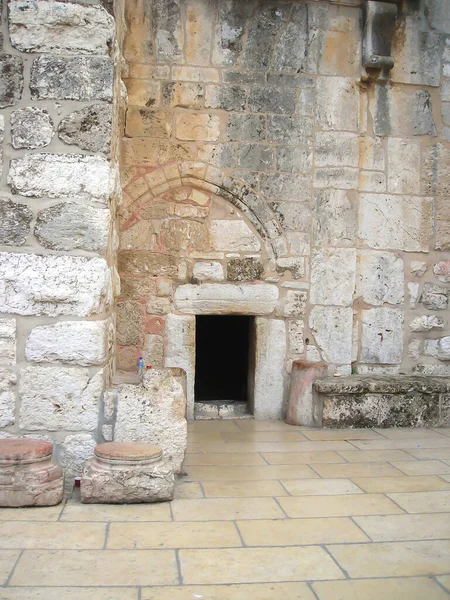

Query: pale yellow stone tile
left=281, top=478, right=364, bottom=496
left=278, top=494, right=403, bottom=518
left=221, top=431, right=309, bottom=442
left=108, top=521, right=241, bottom=549
left=0, top=522, right=106, bottom=549
left=390, top=460, right=450, bottom=475
left=187, top=420, right=241, bottom=432
left=337, top=449, right=416, bottom=462
left=185, top=465, right=319, bottom=481
left=187, top=441, right=357, bottom=454
left=0, top=506, right=63, bottom=521
left=441, top=474, right=450, bottom=482
left=387, top=490, right=450, bottom=513
left=0, top=551, right=20, bottom=586
left=235, top=421, right=300, bottom=432
left=355, top=513, right=450, bottom=541
left=311, top=462, right=404, bottom=478
left=261, top=451, right=344, bottom=464
left=327, top=540, right=450, bottom=578
left=406, top=448, right=450, bottom=459
left=174, top=481, right=204, bottom=499
left=61, top=502, right=171, bottom=522
left=376, top=428, right=447, bottom=439
left=350, top=438, right=450, bottom=451
left=437, top=575, right=450, bottom=592
left=183, top=453, right=267, bottom=466
left=142, top=582, right=316, bottom=599
left=202, top=480, right=287, bottom=497
left=10, top=550, right=178, bottom=586
left=172, top=497, right=285, bottom=521
left=238, top=517, right=369, bottom=546
left=187, top=432, right=227, bottom=443
left=179, top=547, right=345, bottom=584
left=0, top=589, right=138, bottom=600
left=302, top=429, right=383, bottom=440
left=352, top=476, right=450, bottom=493
left=435, top=428, right=450, bottom=438
left=313, top=577, right=449, bottom=600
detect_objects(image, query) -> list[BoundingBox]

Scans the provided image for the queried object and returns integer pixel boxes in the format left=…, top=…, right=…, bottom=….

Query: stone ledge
left=314, top=375, right=450, bottom=395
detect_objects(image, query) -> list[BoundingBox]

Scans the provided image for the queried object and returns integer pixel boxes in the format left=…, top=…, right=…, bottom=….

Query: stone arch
left=122, top=161, right=288, bottom=259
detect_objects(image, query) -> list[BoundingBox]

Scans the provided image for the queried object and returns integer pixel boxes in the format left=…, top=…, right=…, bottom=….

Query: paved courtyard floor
left=1, top=420, right=450, bottom=599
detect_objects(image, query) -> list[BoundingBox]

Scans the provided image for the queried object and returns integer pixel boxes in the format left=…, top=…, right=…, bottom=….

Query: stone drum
left=0, top=438, right=64, bottom=507
left=81, top=442, right=175, bottom=504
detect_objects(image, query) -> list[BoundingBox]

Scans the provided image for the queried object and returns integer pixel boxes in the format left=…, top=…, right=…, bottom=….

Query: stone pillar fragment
left=286, top=361, right=326, bottom=427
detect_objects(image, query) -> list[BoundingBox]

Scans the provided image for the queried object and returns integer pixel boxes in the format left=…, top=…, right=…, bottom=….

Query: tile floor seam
left=175, top=549, right=183, bottom=585
left=57, top=501, right=66, bottom=521
left=321, top=544, right=349, bottom=579
left=3, top=549, right=23, bottom=588
left=348, top=516, right=374, bottom=542
left=232, top=521, right=247, bottom=547
left=103, top=522, right=111, bottom=550
left=169, top=502, right=174, bottom=521
left=343, top=440, right=362, bottom=450
left=432, top=575, right=450, bottom=596
left=259, top=452, right=270, bottom=465
left=272, top=496, right=289, bottom=518
left=305, top=464, right=324, bottom=478
left=333, top=451, right=351, bottom=463
left=137, top=586, right=142, bottom=600
left=197, top=481, right=206, bottom=497
left=278, top=479, right=293, bottom=496
left=307, top=580, right=321, bottom=600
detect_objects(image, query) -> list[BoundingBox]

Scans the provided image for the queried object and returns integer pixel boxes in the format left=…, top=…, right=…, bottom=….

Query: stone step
left=194, top=400, right=253, bottom=420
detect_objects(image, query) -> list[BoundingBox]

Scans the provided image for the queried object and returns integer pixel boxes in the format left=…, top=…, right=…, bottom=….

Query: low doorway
left=194, top=315, right=255, bottom=416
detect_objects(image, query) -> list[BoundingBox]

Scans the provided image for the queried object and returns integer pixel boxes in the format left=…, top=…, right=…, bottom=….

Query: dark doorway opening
left=195, top=315, right=253, bottom=403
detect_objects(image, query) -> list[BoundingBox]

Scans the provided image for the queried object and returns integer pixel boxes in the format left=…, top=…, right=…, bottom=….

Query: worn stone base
left=81, top=442, right=175, bottom=504
left=194, top=401, right=251, bottom=420
left=0, top=439, right=64, bottom=507
left=314, top=376, right=450, bottom=428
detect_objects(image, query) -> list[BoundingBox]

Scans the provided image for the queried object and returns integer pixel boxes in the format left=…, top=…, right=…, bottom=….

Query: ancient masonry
left=0, top=0, right=449, bottom=476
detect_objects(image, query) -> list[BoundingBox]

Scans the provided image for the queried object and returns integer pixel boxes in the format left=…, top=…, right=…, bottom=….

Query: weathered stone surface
left=0, top=54, right=23, bottom=108
left=247, top=85, right=297, bottom=114
left=387, top=138, right=421, bottom=194
left=8, top=154, right=113, bottom=202
left=59, top=433, right=96, bottom=481
left=142, top=334, right=164, bottom=368
left=268, top=115, right=313, bottom=144
left=9, top=0, right=114, bottom=55
left=120, top=221, right=155, bottom=251
left=152, top=0, right=183, bottom=62
left=58, top=104, right=112, bottom=153
left=19, top=367, right=103, bottom=431
left=118, top=252, right=178, bottom=277
left=146, top=296, right=171, bottom=315
left=360, top=308, right=404, bottom=364
left=0, top=320, right=15, bottom=367
left=205, top=85, right=247, bottom=111
left=312, top=189, right=357, bottom=247
left=356, top=251, right=404, bottom=306
left=371, top=86, right=436, bottom=137
left=309, top=306, right=353, bottom=364
left=433, top=261, right=450, bottom=283
left=226, top=114, right=265, bottom=142
left=114, top=369, right=187, bottom=472
left=314, top=167, right=357, bottom=190
left=211, top=220, right=260, bottom=252
left=117, top=301, right=142, bottom=346
left=435, top=197, right=450, bottom=251
left=241, top=4, right=290, bottom=70
left=277, top=145, right=313, bottom=173
left=359, top=194, right=432, bottom=252
left=193, top=261, right=224, bottom=282
left=410, top=315, right=444, bottom=332
left=254, top=318, right=286, bottom=419
left=315, top=132, right=359, bottom=167
left=411, top=261, right=428, bottom=277
left=260, top=173, right=310, bottom=201
left=237, top=144, right=274, bottom=171
left=162, top=82, right=204, bottom=108
left=0, top=369, right=16, bottom=428
left=0, top=199, right=33, bottom=246
left=174, top=283, right=278, bottom=315
left=0, top=253, right=111, bottom=317
left=175, top=113, right=220, bottom=141
left=165, top=314, right=195, bottom=418
left=288, top=319, right=304, bottom=358
left=227, top=258, right=264, bottom=282
left=311, top=249, right=356, bottom=307
left=126, top=108, right=173, bottom=139
left=408, top=282, right=420, bottom=309
left=26, top=321, right=108, bottom=366
left=269, top=203, right=311, bottom=232
left=287, top=361, right=326, bottom=427
left=30, top=56, right=113, bottom=101
left=438, top=337, right=450, bottom=361
left=420, top=283, right=448, bottom=311
left=161, top=220, right=210, bottom=253
left=409, top=338, right=421, bottom=360
left=283, top=290, right=307, bottom=318
left=212, top=1, right=254, bottom=66
left=35, top=202, right=110, bottom=251
left=276, top=257, right=305, bottom=280
left=0, top=115, right=3, bottom=180
left=423, top=144, right=450, bottom=197
left=316, top=77, right=359, bottom=131
left=10, top=107, right=54, bottom=149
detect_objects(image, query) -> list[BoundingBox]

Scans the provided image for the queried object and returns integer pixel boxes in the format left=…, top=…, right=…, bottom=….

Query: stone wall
left=0, top=0, right=121, bottom=480
left=117, top=0, right=450, bottom=420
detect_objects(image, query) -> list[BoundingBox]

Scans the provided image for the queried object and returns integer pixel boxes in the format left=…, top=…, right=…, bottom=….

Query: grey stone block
left=0, top=199, right=33, bottom=246
left=213, top=1, right=255, bottom=67
left=268, top=115, right=313, bottom=143
left=152, top=0, right=183, bottom=63
left=237, top=144, right=274, bottom=172
left=269, top=202, right=311, bottom=232
left=58, top=104, right=112, bottom=153
left=260, top=173, right=311, bottom=201
left=248, top=85, right=297, bottom=114
left=277, top=146, right=313, bottom=173
left=205, top=85, right=247, bottom=111
left=226, top=114, right=266, bottom=142
left=227, top=258, right=264, bottom=282
left=0, top=54, right=23, bottom=108
left=11, top=107, right=54, bottom=149
left=267, top=73, right=314, bottom=87
left=222, top=71, right=265, bottom=85
left=241, top=5, right=290, bottom=70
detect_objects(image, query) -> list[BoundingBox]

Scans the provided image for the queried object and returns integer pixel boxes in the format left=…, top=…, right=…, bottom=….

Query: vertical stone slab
left=254, top=318, right=286, bottom=419
left=165, top=314, right=195, bottom=419
left=286, top=361, right=326, bottom=427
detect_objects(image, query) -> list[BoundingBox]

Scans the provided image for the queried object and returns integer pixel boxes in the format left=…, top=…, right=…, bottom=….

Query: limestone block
left=438, top=337, right=450, bottom=361
left=26, top=321, right=108, bottom=366
left=276, top=258, right=305, bottom=280
left=8, top=0, right=114, bottom=55
left=310, top=248, right=356, bottom=307
left=212, top=1, right=253, bottom=67
left=359, top=194, right=432, bottom=252
left=102, top=425, right=113, bottom=441
left=283, top=291, right=307, bottom=318
left=165, top=314, right=195, bottom=419
left=162, top=82, right=204, bottom=108
left=260, top=173, right=311, bottom=201
left=193, top=261, right=224, bottom=282
left=59, top=433, right=96, bottom=481
left=120, top=222, right=155, bottom=251
left=313, top=167, right=357, bottom=190
left=312, top=189, right=357, bottom=247
left=287, top=232, right=310, bottom=255
left=309, top=306, right=353, bottom=364
left=320, top=10, right=361, bottom=77
left=358, top=171, right=386, bottom=193
left=420, top=283, right=449, bottom=310
left=0, top=116, right=3, bottom=181
left=161, top=220, right=210, bottom=253
left=117, top=301, right=142, bottom=346
left=146, top=297, right=171, bottom=315
left=58, top=104, right=112, bottom=154
left=0, top=369, right=16, bottom=428
left=424, top=339, right=438, bottom=357
left=205, top=85, right=247, bottom=111
left=277, top=145, right=313, bottom=173
left=226, top=114, right=266, bottom=142
left=360, top=308, right=404, bottom=364
left=410, top=315, right=444, bottom=332
left=19, top=367, right=103, bottom=431
left=286, top=361, right=326, bottom=427
left=356, top=251, right=404, bottom=306
left=433, top=261, right=450, bottom=283
left=0, top=253, right=111, bottom=317
left=174, top=283, right=278, bottom=315
left=247, top=85, right=297, bottom=114
left=126, top=108, right=173, bottom=139
left=408, top=339, right=421, bottom=360
left=118, top=252, right=178, bottom=277
left=315, top=132, right=359, bottom=167
left=10, top=107, right=54, bottom=149
left=268, top=203, right=311, bottom=232
left=360, top=137, right=385, bottom=171
left=35, top=202, right=110, bottom=251
left=152, top=0, right=183, bottom=62
left=30, top=56, right=113, bottom=101
left=8, top=154, right=113, bottom=203
left=288, top=320, right=304, bottom=358
left=142, top=334, right=164, bottom=368
left=0, top=54, right=23, bottom=108
left=254, top=318, right=286, bottom=419
left=175, top=113, right=220, bottom=141
left=316, top=77, right=359, bottom=131
left=241, top=4, right=289, bottom=70
left=268, top=115, right=313, bottom=143
left=387, top=139, right=421, bottom=194
left=436, top=197, right=450, bottom=251
left=211, top=220, right=260, bottom=252
left=307, top=345, right=322, bottom=362
left=411, top=261, right=428, bottom=277
left=0, top=199, right=32, bottom=246
left=408, top=282, right=420, bottom=309
left=227, top=258, right=264, bottom=282
left=237, top=144, right=274, bottom=172
left=423, top=144, right=450, bottom=197
left=0, top=320, right=15, bottom=367
left=114, top=369, right=187, bottom=472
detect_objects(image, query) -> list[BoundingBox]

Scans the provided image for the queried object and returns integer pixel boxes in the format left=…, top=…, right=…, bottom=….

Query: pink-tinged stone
left=95, top=442, right=162, bottom=463
left=286, top=361, right=327, bottom=427
left=433, top=261, right=450, bottom=283
left=0, top=438, right=64, bottom=507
